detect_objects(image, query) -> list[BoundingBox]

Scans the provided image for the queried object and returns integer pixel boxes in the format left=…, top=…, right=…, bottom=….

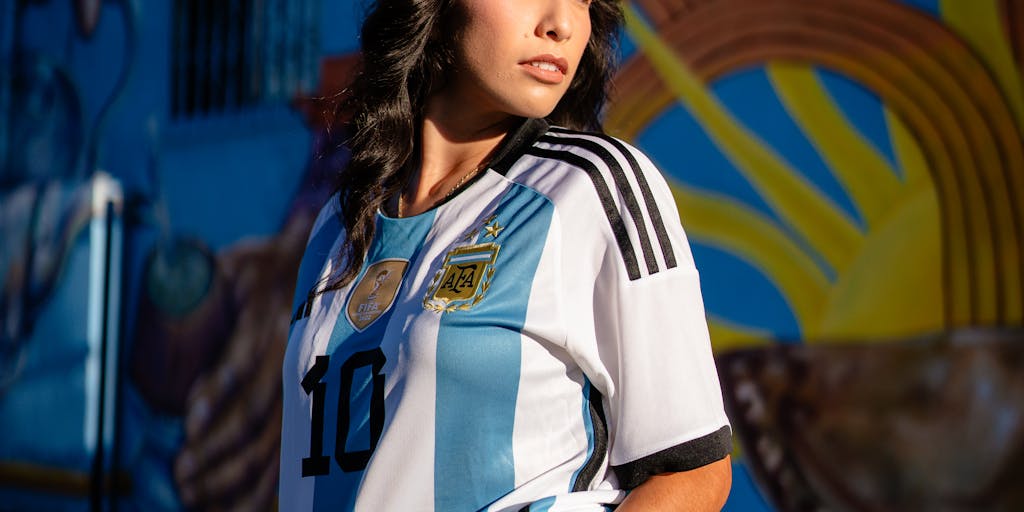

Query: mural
left=0, top=0, right=1021, bottom=510
left=606, top=0, right=1024, bottom=510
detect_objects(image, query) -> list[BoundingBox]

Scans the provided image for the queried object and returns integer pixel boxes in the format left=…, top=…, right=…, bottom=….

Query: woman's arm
left=617, top=455, right=733, bottom=511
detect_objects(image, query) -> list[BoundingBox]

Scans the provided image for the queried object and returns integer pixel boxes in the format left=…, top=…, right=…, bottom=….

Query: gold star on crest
left=484, top=221, right=504, bottom=239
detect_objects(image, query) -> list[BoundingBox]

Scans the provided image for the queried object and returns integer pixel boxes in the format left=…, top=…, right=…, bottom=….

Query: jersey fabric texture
left=279, top=118, right=732, bottom=511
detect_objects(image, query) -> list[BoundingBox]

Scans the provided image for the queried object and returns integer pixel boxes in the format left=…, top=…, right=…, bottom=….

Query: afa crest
left=423, top=243, right=499, bottom=313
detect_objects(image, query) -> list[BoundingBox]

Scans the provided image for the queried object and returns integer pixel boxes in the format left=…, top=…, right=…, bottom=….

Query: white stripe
left=279, top=285, right=347, bottom=511
left=511, top=212, right=584, bottom=487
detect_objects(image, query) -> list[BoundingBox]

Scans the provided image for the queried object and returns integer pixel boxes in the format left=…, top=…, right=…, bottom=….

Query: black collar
left=488, top=117, right=551, bottom=176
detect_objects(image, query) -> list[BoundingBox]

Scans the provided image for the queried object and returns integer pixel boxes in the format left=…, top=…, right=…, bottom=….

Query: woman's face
left=441, top=0, right=593, bottom=121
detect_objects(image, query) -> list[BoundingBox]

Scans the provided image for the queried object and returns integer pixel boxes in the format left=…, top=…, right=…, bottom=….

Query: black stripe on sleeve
left=525, top=147, right=642, bottom=280
left=539, top=134, right=660, bottom=276
left=572, top=385, right=610, bottom=492
left=611, top=425, right=732, bottom=490
left=550, top=127, right=677, bottom=270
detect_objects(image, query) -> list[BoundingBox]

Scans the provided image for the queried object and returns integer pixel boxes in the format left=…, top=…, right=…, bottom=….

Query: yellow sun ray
left=884, top=107, right=933, bottom=191
left=670, top=181, right=830, bottom=333
left=624, top=5, right=864, bottom=274
left=767, top=62, right=904, bottom=230
left=886, top=106, right=976, bottom=326
left=940, top=0, right=1024, bottom=131
left=819, top=186, right=945, bottom=340
left=707, top=314, right=772, bottom=352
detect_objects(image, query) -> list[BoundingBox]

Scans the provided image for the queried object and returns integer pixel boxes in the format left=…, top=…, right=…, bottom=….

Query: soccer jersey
left=279, top=118, right=731, bottom=511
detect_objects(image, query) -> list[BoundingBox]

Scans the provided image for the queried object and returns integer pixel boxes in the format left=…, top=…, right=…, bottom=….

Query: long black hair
left=323, top=0, right=624, bottom=291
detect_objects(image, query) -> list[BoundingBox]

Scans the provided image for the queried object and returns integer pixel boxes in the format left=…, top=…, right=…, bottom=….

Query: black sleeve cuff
left=611, top=425, right=732, bottom=490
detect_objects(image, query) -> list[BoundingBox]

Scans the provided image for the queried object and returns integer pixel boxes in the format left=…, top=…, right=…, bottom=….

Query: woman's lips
left=519, top=55, right=568, bottom=84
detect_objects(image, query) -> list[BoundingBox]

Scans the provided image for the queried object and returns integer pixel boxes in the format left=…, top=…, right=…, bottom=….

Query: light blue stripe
left=569, top=379, right=596, bottom=492
left=528, top=495, right=558, bottom=511
left=291, top=212, right=343, bottom=314
left=311, top=211, right=435, bottom=510
left=434, top=183, right=555, bottom=510
left=448, top=252, right=493, bottom=263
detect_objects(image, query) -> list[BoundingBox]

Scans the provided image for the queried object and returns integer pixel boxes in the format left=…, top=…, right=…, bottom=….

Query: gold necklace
left=397, top=162, right=487, bottom=218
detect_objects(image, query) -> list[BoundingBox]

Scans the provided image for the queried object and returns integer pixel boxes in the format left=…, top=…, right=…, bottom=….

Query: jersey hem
left=610, top=424, right=732, bottom=490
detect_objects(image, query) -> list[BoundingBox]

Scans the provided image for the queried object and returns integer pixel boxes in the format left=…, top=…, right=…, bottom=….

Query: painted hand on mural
left=171, top=211, right=314, bottom=511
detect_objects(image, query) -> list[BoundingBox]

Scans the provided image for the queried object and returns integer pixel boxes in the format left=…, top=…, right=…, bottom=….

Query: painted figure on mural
left=276, top=0, right=733, bottom=510
left=164, top=148, right=340, bottom=510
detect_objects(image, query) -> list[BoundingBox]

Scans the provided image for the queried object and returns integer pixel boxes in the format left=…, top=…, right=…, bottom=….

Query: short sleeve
left=598, top=267, right=732, bottom=489
left=583, top=143, right=732, bottom=489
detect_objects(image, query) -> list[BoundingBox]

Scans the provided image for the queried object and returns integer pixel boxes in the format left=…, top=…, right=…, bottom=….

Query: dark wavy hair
left=323, top=0, right=624, bottom=291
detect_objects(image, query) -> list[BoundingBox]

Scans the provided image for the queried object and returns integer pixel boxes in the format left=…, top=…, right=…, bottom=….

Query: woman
left=279, top=0, right=733, bottom=509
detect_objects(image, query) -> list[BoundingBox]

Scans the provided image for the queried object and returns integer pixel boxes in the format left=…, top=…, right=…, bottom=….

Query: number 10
left=300, top=349, right=386, bottom=476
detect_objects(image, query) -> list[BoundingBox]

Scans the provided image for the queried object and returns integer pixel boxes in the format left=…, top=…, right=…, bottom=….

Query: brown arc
left=633, top=0, right=677, bottom=26
left=634, top=0, right=709, bottom=25
left=999, top=0, right=1024, bottom=75
left=781, top=0, right=1019, bottom=325
left=610, top=0, right=1024, bottom=328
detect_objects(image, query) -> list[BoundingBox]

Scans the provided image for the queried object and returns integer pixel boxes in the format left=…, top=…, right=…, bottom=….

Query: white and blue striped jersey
left=279, top=118, right=731, bottom=511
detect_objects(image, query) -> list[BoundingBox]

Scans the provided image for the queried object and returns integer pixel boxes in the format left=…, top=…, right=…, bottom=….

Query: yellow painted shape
left=884, top=107, right=932, bottom=192
left=885, top=107, right=970, bottom=328
left=707, top=314, right=772, bottom=352
left=731, top=437, right=744, bottom=460
left=624, top=5, right=864, bottom=274
left=670, top=181, right=829, bottom=333
left=767, top=62, right=904, bottom=230
left=940, top=0, right=1024, bottom=132
left=818, top=186, right=944, bottom=340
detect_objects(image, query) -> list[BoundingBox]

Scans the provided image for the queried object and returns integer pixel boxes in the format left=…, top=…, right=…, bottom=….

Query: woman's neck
left=396, top=99, right=518, bottom=217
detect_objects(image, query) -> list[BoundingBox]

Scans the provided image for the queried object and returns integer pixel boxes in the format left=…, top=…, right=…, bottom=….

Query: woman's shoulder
left=500, top=123, right=685, bottom=281
left=501, top=122, right=674, bottom=221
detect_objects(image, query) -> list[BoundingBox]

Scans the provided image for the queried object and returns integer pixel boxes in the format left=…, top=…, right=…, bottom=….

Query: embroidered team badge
left=346, top=259, right=408, bottom=330
left=423, top=242, right=499, bottom=313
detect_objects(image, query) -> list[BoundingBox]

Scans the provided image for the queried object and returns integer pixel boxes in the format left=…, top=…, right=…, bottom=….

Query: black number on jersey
left=300, top=349, right=386, bottom=477
left=300, top=355, right=331, bottom=476
left=337, top=349, right=386, bottom=471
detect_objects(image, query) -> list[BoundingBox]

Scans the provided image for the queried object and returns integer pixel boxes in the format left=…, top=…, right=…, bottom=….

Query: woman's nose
left=535, top=0, right=575, bottom=42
